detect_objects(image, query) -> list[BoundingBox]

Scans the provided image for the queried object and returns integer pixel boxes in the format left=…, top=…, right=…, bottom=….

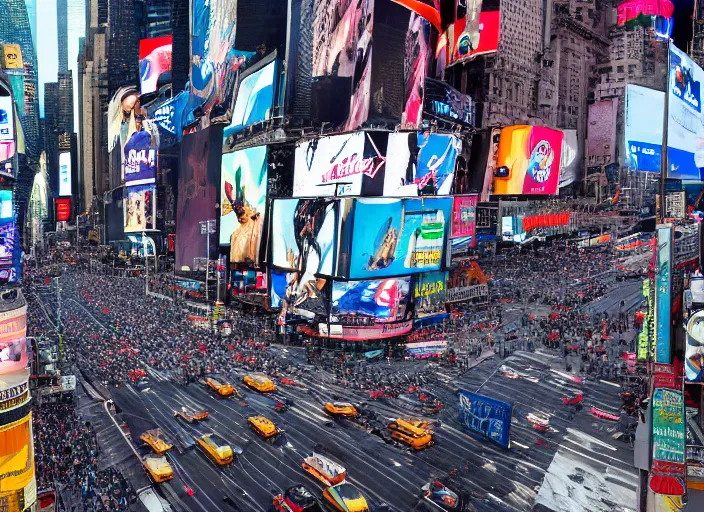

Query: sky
left=35, top=0, right=58, bottom=117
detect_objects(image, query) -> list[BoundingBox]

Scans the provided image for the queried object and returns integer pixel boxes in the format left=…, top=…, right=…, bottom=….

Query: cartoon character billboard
left=492, top=125, right=564, bottom=195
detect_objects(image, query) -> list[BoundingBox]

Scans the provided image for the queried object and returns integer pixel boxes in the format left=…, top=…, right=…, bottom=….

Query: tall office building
left=107, top=0, right=138, bottom=97
left=24, top=0, right=37, bottom=51
left=43, top=82, right=59, bottom=198
left=57, top=71, right=73, bottom=135
left=57, top=0, right=68, bottom=72
left=135, top=0, right=171, bottom=39
left=67, top=0, right=85, bottom=147
left=0, top=0, right=41, bottom=157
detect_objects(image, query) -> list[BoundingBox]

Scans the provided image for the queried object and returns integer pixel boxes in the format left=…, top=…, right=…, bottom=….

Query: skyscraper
left=43, top=81, right=59, bottom=198
left=57, top=70, right=73, bottom=135
left=107, top=0, right=138, bottom=97
left=68, top=0, right=85, bottom=142
left=57, top=0, right=68, bottom=72
left=24, top=0, right=37, bottom=51
left=136, top=0, right=171, bottom=39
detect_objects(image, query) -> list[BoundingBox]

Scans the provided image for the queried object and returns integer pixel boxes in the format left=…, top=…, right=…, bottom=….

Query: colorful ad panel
left=122, top=129, right=157, bottom=185
left=270, top=269, right=328, bottom=319
left=0, top=220, right=20, bottom=284
left=220, top=146, right=268, bottom=266
left=0, top=305, right=28, bottom=381
left=331, top=277, right=411, bottom=324
left=423, top=78, right=473, bottom=126
left=450, top=9, right=500, bottom=64
left=650, top=387, right=686, bottom=495
left=0, top=95, right=15, bottom=163
left=402, top=13, right=430, bottom=129
left=139, top=35, right=173, bottom=95
left=458, top=390, right=512, bottom=448
left=348, top=197, right=452, bottom=279
left=668, top=44, right=704, bottom=180
left=2, top=44, right=23, bottom=69
left=447, top=261, right=488, bottom=303
left=383, top=132, right=418, bottom=197
left=559, top=129, right=580, bottom=188
left=625, top=84, right=665, bottom=172
left=655, top=225, right=672, bottom=363
left=231, top=269, right=267, bottom=296
left=414, top=271, right=447, bottom=319
left=55, top=198, right=71, bottom=222
left=493, top=125, right=564, bottom=195
left=123, top=185, right=156, bottom=233
left=58, top=152, right=71, bottom=197
left=451, top=195, right=478, bottom=240
left=270, top=198, right=336, bottom=277
left=293, top=132, right=368, bottom=197
left=416, top=132, right=460, bottom=194
left=224, top=59, right=276, bottom=141
left=0, top=190, right=12, bottom=220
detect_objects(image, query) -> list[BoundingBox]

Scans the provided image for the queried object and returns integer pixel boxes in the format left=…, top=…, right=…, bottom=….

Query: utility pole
left=143, top=232, right=149, bottom=298
left=55, top=277, right=61, bottom=333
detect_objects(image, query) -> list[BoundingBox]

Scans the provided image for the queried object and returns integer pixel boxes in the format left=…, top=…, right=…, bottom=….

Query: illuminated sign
left=58, top=153, right=71, bottom=197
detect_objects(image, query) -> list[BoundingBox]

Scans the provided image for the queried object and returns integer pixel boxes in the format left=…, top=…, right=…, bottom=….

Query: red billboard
left=451, top=195, right=478, bottom=240
left=450, top=10, right=500, bottom=64
left=139, top=35, right=173, bottom=94
left=56, top=198, right=71, bottom=222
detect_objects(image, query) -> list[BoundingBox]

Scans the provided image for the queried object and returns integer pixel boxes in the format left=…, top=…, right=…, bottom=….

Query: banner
left=655, top=225, right=673, bottom=363
left=447, top=261, right=488, bottom=303
left=220, top=146, right=268, bottom=266
left=348, top=197, right=452, bottom=279
left=650, top=387, right=686, bottom=496
left=331, top=277, right=412, bottom=325
left=2, top=44, right=23, bottom=69
left=449, top=9, right=500, bottom=64
left=638, top=279, right=651, bottom=360
left=451, top=195, right=478, bottom=240
left=318, top=320, right=413, bottom=340
left=0, top=305, right=27, bottom=387
left=458, top=390, right=512, bottom=448
left=416, top=132, right=460, bottom=195
left=414, top=271, right=447, bottom=319
left=406, top=340, right=448, bottom=358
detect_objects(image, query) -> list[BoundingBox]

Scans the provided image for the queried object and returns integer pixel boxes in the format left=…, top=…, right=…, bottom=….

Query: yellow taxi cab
left=196, top=433, right=233, bottom=465
left=143, top=455, right=174, bottom=483
left=324, top=402, right=359, bottom=418
left=174, top=407, right=209, bottom=423
left=248, top=415, right=280, bottom=440
left=205, top=377, right=235, bottom=397
left=322, top=483, right=369, bottom=512
left=302, top=452, right=346, bottom=487
left=243, top=373, right=277, bottom=393
left=387, top=418, right=434, bottom=450
left=139, top=429, right=173, bottom=456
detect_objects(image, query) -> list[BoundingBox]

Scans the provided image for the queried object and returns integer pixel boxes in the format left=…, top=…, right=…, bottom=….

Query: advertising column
left=655, top=225, right=673, bottom=364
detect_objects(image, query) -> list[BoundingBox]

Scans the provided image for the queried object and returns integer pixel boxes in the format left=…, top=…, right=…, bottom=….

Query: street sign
left=199, top=220, right=216, bottom=235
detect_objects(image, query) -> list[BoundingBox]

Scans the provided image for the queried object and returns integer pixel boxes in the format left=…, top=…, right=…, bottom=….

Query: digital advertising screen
left=270, top=198, right=336, bottom=277
left=0, top=305, right=28, bottom=385
left=139, top=35, right=173, bottom=95
left=55, top=198, right=71, bottom=222
left=123, top=185, right=156, bottom=233
left=493, top=125, right=564, bottom=195
left=416, top=132, right=460, bottom=195
left=348, top=197, right=452, bottom=279
left=331, top=277, right=412, bottom=324
left=176, top=126, right=221, bottom=271
left=0, top=190, right=12, bottom=220
left=402, top=13, right=430, bottom=130
left=451, top=195, right=478, bottom=240
left=0, top=220, right=20, bottom=284
left=122, top=129, right=157, bottom=185
left=220, top=145, right=268, bottom=266
left=668, top=44, right=704, bottom=180
left=270, top=269, right=328, bottom=319
left=293, top=132, right=367, bottom=197
left=0, top=95, right=15, bottom=158
left=231, top=269, right=267, bottom=296
left=625, top=84, right=664, bottom=173
left=224, top=58, right=276, bottom=141
left=383, top=132, right=418, bottom=197
left=414, top=271, right=448, bottom=319
left=58, top=153, right=71, bottom=197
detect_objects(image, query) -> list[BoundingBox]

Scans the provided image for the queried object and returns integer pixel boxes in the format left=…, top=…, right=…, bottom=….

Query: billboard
left=0, top=190, right=12, bottom=220
left=58, top=153, right=71, bottom=197
left=458, top=390, right=512, bottom=448
left=402, top=13, right=430, bottom=129
left=559, top=129, right=580, bottom=188
left=625, top=84, right=664, bottom=172
left=0, top=220, right=19, bottom=284
left=348, top=197, right=452, bottom=279
left=231, top=269, right=267, bottom=296
left=449, top=9, right=500, bottom=64
left=123, top=185, right=156, bottom=233
left=451, top=195, right=478, bottom=241
left=293, top=132, right=368, bottom=197
left=0, top=305, right=28, bottom=382
left=331, top=277, right=412, bottom=324
left=270, top=198, right=336, bottom=277
left=220, top=145, right=268, bottom=265
left=587, top=98, right=618, bottom=166
left=224, top=57, right=276, bottom=142
left=122, top=129, right=157, bottom=185
left=655, top=225, right=672, bottom=363
left=0, top=95, right=16, bottom=162
left=416, top=132, right=461, bottom=194
left=423, top=78, right=474, bottom=126
left=650, top=387, right=686, bottom=495
left=2, top=44, right=23, bottom=69
left=383, top=132, right=418, bottom=197
left=139, top=35, right=173, bottom=94
left=447, top=261, right=488, bottom=303
left=493, top=125, right=564, bottom=195
left=190, top=0, right=253, bottom=114
left=311, top=0, right=374, bottom=131
left=414, top=271, right=447, bottom=319
left=55, top=198, right=71, bottom=222
left=270, top=269, right=328, bottom=319
left=176, top=127, right=221, bottom=271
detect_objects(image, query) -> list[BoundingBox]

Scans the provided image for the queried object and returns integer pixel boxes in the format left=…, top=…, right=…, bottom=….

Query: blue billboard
left=348, top=198, right=452, bottom=279
left=332, top=277, right=412, bottom=323
left=416, top=133, right=460, bottom=195
left=458, top=390, right=512, bottom=448
left=224, top=58, right=276, bottom=142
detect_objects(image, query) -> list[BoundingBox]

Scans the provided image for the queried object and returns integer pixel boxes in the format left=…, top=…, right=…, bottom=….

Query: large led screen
left=0, top=220, right=20, bottom=284
left=668, top=45, right=704, bottom=180
left=450, top=9, right=500, bottom=64
left=402, top=13, right=430, bottom=129
left=331, top=277, right=411, bottom=324
left=224, top=59, right=276, bottom=141
left=0, top=190, right=12, bottom=220
left=139, top=35, right=173, bottom=95
left=293, top=132, right=367, bottom=197
left=348, top=197, right=452, bottom=279
left=270, top=198, right=336, bottom=277
left=58, top=153, right=71, bottom=197
left=122, top=129, right=157, bottom=185
left=416, top=132, right=460, bottom=195
left=414, top=271, right=448, bottom=319
left=55, top=198, right=71, bottom=222
left=270, top=269, right=328, bottom=319
left=0, top=305, right=28, bottom=381
left=190, top=0, right=253, bottom=114
left=220, top=146, right=268, bottom=266
left=176, top=127, right=221, bottom=271
left=123, top=185, right=156, bottom=233
left=559, top=129, right=580, bottom=188
left=451, top=195, right=477, bottom=241
left=493, top=125, right=564, bottom=195
left=625, top=84, right=664, bottom=173
left=0, top=95, right=15, bottom=162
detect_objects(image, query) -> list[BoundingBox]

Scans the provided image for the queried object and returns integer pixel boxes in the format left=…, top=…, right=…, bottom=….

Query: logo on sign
left=320, top=153, right=384, bottom=183
left=527, top=140, right=555, bottom=183
left=125, top=148, right=156, bottom=176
